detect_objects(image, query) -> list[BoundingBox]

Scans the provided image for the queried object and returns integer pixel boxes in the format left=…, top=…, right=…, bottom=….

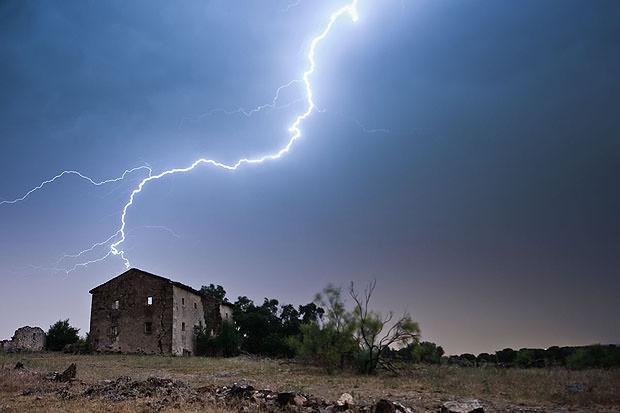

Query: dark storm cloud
left=0, top=0, right=618, bottom=353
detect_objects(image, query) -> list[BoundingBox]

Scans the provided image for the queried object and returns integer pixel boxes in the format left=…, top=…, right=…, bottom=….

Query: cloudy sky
left=0, top=0, right=618, bottom=355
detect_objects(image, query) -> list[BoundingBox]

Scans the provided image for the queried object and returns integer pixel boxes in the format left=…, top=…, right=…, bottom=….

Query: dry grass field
left=1, top=352, right=619, bottom=412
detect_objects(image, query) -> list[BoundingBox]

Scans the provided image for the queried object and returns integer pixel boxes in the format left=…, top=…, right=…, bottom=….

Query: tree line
left=199, top=280, right=420, bottom=374
left=441, top=345, right=620, bottom=369
left=43, top=281, right=620, bottom=373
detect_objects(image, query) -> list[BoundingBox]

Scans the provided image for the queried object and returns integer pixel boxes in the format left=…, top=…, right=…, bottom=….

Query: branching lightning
left=179, top=79, right=304, bottom=128
left=0, top=166, right=152, bottom=206
left=1, top=0, right=360, bottom=274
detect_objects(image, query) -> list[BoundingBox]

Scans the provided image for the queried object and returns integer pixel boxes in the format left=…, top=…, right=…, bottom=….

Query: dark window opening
left=181, top=322, right=186, bottom=332
left=144, top=322, right=152, bottom=335
left=194, top=302, right=197, bottom=309
left=182, top=297, right=185, bottom=305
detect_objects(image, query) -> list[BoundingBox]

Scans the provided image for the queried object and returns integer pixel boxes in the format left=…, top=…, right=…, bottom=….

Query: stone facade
left=0, top=326, right=46, bottom=352
left=172, top=285, right=206, bottom=355
left=219, top=303, right=234, bottom=324
left=89, top=268, right=226, bottom=355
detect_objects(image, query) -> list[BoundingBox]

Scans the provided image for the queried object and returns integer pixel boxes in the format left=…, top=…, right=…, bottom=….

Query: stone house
left=89, top=268, right=234, bottom=355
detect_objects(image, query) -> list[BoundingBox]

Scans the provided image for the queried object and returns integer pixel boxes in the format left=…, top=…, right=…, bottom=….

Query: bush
left=63, top=333, right=91, bottom=354
left=46, top=319, right=80, bottom=351
left=195, top=322, right=240, bottom=357
left=411, top=341, right=444, bottom=364
left=288, top=322, right=357, bottom=373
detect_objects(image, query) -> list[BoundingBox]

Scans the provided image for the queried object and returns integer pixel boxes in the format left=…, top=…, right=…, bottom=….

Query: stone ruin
left=0, top=326, right=46, bottom=352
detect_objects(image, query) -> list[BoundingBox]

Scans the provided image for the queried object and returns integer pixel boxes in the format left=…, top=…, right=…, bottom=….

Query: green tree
left=200, top=284, right=226, bottom=302
left=298, top=302, right=325, bottom=324
left=496, top=348, right=517, bottom=366
left=46, top=319, right=80, bottom=351
left=290, top=285, right=357, bottom=372
left=233, top=296, right=291, bottom=356
left=411, top=341, right=444, bottom=364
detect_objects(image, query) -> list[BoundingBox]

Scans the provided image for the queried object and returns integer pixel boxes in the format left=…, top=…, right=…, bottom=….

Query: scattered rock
left=565, top=383, right=587, bottom=394
left=229, top=383, right=255, bottom=398
left=14, top=361, right=24, bottom=370
left=83, top=376, right=200, bottom=408
left=441, top=400, right=484, bottom=413
left=277, top=392, right=297, bottom=405
left=376, top=399, right=397, bottom=413
left=21, top=389, right=32, bottom=396
left=375, top=399, right=415, bottom=413
left=337, top=392, right=354, bottom=407
left=55, top=363, right=77, bottom=382
left=294, top=394, right=308, bottom=407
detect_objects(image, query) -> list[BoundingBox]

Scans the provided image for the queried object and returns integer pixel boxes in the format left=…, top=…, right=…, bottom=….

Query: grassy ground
left=1, top=352, right=619, bottom=412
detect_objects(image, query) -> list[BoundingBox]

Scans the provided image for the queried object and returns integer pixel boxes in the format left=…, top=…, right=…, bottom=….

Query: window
left=111, top=326, right=118, bottom=337
left=225, top=312, right=229, bottom=319
left=199, top=320, right=202, bottom=327
left=182, top=297, right=185, bottom=305
left=147, top=296, right=153, bottom=305
left=112, top=300, right=119, bottom=310
left=144, top=322, right=152, bottom=335
left=181, top=322, right=186, bottom=332
left=194, top=302, right=197, bottom=309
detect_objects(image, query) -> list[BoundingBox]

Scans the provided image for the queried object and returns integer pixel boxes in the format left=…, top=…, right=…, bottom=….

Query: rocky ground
left=1, top=354, right=618, bottom=412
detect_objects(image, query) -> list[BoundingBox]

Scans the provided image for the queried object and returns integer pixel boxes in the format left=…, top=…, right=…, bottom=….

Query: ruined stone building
left=0, top=326, right=46, bottom=352
left=89, top=268, right=234, bottom=355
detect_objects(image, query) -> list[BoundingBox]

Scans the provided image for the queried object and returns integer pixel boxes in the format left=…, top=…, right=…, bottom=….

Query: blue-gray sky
left=1, top=0, right=618, bottom=355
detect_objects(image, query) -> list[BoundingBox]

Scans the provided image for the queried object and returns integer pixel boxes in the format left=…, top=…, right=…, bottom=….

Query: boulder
left=375, top=399, right=414, bottom=413
left=294, top=394, right=308, bottom=406
left=565, top=383, right=587, bottom=394
left=228, top=383, right=254, bottom=398
left=441, top=400, right=484, bottom=413
left=55, top=363, right=77, bottom=382
left=277, top=392, right=297, bottom=405
left=337, top=392, right=354, bottom=406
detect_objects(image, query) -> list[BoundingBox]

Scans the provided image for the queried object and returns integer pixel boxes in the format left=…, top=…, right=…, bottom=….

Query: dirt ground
left=1, top=353, right=619, bottom=412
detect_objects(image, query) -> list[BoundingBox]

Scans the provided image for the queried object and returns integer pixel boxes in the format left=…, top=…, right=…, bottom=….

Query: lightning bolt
left=2, top=0, right=360, bottom=273
left=282, top=0, right=302, bottom=13
left=0, top=166, right=152, bottom=206
left=179, top=79, right=304, bottom=129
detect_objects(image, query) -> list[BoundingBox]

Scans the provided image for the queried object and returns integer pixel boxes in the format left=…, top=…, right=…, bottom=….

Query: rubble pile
left=83, top=376, right=201, bottom=404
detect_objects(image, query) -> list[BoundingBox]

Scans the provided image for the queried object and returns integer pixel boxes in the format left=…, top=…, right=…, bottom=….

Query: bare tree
left=349, top=280, right=420, bottom=374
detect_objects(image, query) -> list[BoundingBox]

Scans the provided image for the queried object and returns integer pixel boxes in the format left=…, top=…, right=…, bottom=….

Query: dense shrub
left=412, top=342, right=445, bottom=364
left=195, top=322, right=240, bottom=357
left=46, top=319, right=80, bottom=351
left=288, top=322, right=357, bottom=373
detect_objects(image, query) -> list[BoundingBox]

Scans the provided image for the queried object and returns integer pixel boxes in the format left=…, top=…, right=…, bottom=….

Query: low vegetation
left=1, top=353, right=619, bottom=412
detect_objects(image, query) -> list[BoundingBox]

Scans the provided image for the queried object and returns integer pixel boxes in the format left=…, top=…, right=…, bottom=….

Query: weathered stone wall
left=201, top=295, right=223, bottom=334
left=0, top=339, right=14, bottom=352
left=0, top=326, right=45, bottom=352
left=219, top=304, right=234, bottom=325
left=12, top=326, right=46, bottom=351
left=171, top=286, right=206, bottom=355
left=89, top=269, right=174, bottom=354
